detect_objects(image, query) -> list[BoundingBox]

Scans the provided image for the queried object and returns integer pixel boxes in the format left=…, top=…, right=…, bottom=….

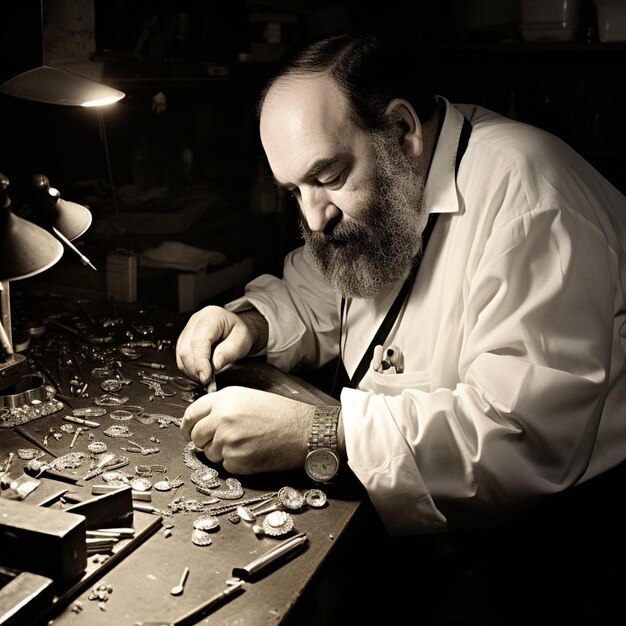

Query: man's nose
left=301, top=187, right=341, bottom=232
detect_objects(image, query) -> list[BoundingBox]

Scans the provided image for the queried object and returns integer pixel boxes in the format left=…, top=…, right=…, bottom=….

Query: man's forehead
left=260, top=74, right=360, bottom=185
left=260, top=74, right=352, bottom=140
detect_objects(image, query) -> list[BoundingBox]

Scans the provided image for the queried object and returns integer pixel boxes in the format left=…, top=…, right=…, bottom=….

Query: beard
left=300, top=128, right=427, bottom=299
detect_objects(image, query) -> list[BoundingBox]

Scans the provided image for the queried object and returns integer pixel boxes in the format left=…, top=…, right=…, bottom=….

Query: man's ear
left=384, top=98, right=423, bottom=157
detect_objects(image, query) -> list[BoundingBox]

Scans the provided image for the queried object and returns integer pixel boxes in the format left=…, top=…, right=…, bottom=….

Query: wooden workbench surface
left=0, top=287, right=364, bottom=625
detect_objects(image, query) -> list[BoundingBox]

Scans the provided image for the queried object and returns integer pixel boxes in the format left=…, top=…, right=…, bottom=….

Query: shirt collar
left=422, top=96, right=466, bottom=215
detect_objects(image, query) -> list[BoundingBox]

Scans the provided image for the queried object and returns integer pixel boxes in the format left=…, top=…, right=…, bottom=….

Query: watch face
left=305, top=448, right=339, bottom=483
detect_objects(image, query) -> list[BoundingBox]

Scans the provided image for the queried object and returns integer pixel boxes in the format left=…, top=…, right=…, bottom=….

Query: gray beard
left=301, top=129, right=426, bottom=299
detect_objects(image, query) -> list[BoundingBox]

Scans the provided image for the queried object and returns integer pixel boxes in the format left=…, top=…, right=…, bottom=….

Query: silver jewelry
left=210, top=478, right=244, bottom=500
left=17, top=448, right=45, bottom=461
left=101, top=379, right=123, bottom=392
left=261, top=510, right=294, bottom=537
left=103, top=425, right=133, bottom=438
left=192, top=514, right=220, bottom=532
left=87, top=441, right=108, bottom=454
left=191, top=529, right=212, bottom=546
left=94, top=394, right=129, bottom=407
left=72, top=407, right=107, bottom=417
left=109, top=409, right=133, bottom=421
left=190, top=467, right=220, bottom=490
left=304, top=488, right=327, bottom=508
left=183, top=442, right=205, bottom=469
left=130, top=477, right=152, bottom=491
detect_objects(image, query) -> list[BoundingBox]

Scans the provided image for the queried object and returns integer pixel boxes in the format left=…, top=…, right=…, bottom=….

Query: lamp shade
left=0, top=173, right=63, bottom=281
left=0, top=65, right=124, bottom=108
left=28, top=174, right=92, bottom=241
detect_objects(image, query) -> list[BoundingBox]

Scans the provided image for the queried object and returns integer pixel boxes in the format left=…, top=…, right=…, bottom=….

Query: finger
left=180, top=394, right=215, bottom=442
left=176, top=316, right=202, bottom=379
left=212, top=323, right=252, bottom=372
left=202, top=440, right=224, bottom=465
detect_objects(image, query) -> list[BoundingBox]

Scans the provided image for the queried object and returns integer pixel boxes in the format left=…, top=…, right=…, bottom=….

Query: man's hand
left=180, top=386, right=316, bottom=474
left=176, top=306, right=262, bottom=385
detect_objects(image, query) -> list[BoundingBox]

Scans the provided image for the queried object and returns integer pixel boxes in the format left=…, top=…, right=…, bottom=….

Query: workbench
left=0, top=285, right=365, bottom=625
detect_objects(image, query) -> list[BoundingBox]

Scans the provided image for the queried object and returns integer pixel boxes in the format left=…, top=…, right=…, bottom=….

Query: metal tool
left=170, top=566, right=189, bottom=596
left=137, top=579, right=245, bottom=626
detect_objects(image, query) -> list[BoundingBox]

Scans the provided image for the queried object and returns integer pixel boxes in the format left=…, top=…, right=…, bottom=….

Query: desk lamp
left=0, top=172, right=63, bottom=392
left=26, top=173, right=97, bottom=271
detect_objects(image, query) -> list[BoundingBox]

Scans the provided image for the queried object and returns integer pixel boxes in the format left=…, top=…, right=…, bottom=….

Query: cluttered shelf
left=0, top=284, right=364, bottom=625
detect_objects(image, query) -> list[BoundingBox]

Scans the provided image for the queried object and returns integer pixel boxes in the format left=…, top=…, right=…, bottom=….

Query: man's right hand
left=176, top=305, right=262, bottom=385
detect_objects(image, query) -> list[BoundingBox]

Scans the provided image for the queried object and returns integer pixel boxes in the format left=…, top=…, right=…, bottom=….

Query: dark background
left=1, top=0, right=625, bottom=312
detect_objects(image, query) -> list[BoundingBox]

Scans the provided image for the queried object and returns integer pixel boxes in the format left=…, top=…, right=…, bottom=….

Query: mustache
left=300, top=212, right=365, bottom=245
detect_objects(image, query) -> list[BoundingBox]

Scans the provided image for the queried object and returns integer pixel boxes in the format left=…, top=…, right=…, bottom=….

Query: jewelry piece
left=102, top=470, right=132, bottom=484
left=183, top=442, right=205, bottom=470
left=133, top=412, right=157, bottom=425
left=304, top=488, right=327, bottom=509
left=72, top=407, right=107, bottom=418
left=135, top=464, right=167, bottom=476
left=87, top=441, right=108, bottom=454
left=60, top=423, right=76, bottom=434
left=94, top=394, right=129, bottom=407
left=50, top=451, right=86, bottom=471
left=261, top=510, right=294, bottom=537
left=0, top=398, right=64, bottom=428
left=192, top=514, right=220, bottom=532
left=123, top=405, right=145, bottom=414
left=101, top=379, right=123, bottom=393
left=83, top=454, right=129, bottom=480
left=91, top=367, right=116, bottom=379
left=227, top=512, right=241, bottom=524
left=109, top=410, right=133, bottom=421
left=121, top=441, right=160, bottom=456
left=190, top=467, right=220, bottom=490
left=130, top=477, right=152, bottom=491
left=210, top=478, right=244, bottom=500
left=191, top=529, right=212, bottom=546
left=241, top=486, right=304, bottom=520
left=205, top=492, right=278, bottom=517
left=17, top=448, right=45, bottom=461
left=169, top=496, right=204, bottom=513
left=154, top=474, right=184, bottom=492
left=103, top=425, right=133, bottom=438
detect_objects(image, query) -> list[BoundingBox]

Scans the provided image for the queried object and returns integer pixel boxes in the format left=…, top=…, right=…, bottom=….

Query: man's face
left=260, top=75, right=426, bottom=298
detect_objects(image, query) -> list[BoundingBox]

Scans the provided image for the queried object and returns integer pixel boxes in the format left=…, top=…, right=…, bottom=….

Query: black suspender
left=331, top=114, right=472, bottom=395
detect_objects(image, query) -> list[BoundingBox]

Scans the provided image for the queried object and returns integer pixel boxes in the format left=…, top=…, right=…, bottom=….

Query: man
left=177, top=33, right=626, bottom=621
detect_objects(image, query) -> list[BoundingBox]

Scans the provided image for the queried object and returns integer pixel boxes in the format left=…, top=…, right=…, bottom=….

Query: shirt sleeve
left=225, top=246, right=340, bottom=372
left=342, top=203, right=619, bottom=535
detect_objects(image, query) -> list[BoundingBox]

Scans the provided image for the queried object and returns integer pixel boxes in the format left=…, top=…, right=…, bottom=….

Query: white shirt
left=227, top=99, right=626, bottom=536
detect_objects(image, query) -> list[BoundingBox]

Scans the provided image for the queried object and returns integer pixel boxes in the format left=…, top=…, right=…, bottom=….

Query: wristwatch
left=304, top=405, right=341, bottom=483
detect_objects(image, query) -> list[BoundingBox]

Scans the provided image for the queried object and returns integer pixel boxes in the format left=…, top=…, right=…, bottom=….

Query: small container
left=106, top=249, right=137, bottom=303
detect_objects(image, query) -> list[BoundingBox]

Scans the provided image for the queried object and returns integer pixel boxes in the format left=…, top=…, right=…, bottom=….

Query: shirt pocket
left=366, top=367, right=431, bottom=395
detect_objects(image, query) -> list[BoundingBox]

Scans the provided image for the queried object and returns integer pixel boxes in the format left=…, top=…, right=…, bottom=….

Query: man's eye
left=320, top=171, right=345, bottom=189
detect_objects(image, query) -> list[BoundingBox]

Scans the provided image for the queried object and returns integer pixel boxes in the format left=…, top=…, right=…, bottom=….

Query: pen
left=232, top=531, right=309, bottom=581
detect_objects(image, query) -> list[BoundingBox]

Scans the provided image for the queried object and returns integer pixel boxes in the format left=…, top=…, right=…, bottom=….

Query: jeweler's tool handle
left=232, top=532, right=308, bottom=581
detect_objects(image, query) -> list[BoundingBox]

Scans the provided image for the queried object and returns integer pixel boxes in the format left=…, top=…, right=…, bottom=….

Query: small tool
left=206, top=355, right=217, bottom=393
left=13, top=425, right=58, bottom=458
left=130, top=361, right=166, bottom=370
left=170, top=566, right=189, bottom=596
left=137, top=579, right=245, bottom=626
